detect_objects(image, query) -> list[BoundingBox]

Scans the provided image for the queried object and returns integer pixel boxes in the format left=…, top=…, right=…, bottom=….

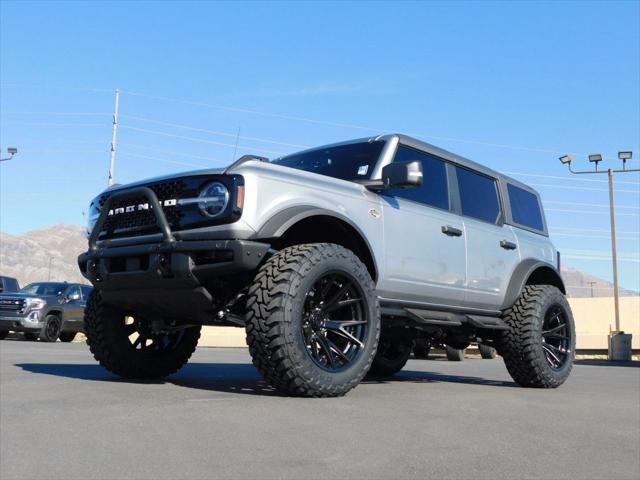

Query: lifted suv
left=79, top=134, right=575, bottom=396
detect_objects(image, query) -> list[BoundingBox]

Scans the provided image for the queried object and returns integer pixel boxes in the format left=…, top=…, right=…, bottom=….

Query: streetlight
left=559, top=150, right=638, bottom=361
left=0, top=147, right=18, bottom=162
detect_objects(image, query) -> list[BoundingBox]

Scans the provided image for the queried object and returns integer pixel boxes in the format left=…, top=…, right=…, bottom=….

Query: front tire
left=499, top=285, right=575, bottom=388
left=0, top=330, right=8, bottom=340
left=39, top=314, right=61, bottom=342
left=245, top=243, right=380, bottom=397
left=84, top=291, right=201, bottom=380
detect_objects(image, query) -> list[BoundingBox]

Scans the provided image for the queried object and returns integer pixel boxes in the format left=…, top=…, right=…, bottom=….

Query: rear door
left=379, top=145, right=466, bottom=306
left=453, top=166, right=521, bottom=310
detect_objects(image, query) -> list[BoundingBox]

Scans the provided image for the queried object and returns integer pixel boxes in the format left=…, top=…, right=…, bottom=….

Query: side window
left=507, top=184, right=544, bottom=231
left=384, top=145, right=449, bottom=210
left=455, top=167, right=501, bottom=224
left=80, top=286, right=93, bottom=300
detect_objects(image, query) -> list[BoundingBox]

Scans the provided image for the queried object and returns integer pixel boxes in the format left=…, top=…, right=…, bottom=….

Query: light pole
left=559, top=151, right=638, bottom=360
left=0, top=147, right=18, bottom=162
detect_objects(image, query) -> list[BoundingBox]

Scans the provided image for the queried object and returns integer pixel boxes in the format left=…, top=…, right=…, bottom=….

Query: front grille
left=0, top=298, right=26, bottom=316
left=98, top=180, right=187, bottom=240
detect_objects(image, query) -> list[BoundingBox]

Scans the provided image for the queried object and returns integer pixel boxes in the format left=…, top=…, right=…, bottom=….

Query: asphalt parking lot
left=1, top=340, right=639, bottom=480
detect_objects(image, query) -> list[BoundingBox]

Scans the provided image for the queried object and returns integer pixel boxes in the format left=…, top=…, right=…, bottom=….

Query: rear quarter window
left=507, top=183, right=544, bottom=231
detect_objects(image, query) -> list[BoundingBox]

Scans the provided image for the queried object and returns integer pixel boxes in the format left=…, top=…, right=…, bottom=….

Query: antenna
left=232, top=126, right=241, bottom=161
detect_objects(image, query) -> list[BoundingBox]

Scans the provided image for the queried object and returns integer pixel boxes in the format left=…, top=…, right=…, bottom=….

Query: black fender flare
left=501, top=259, right=566, bottom=310
left=253, top=205, right=379, bottom=280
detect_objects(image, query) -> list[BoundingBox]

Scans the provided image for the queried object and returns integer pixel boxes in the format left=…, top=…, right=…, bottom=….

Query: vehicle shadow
left=574, top=359, right=639, bottom=368
left=15, top=362, right=516, bottom=395
left=364, top=370, right=516, bottom=387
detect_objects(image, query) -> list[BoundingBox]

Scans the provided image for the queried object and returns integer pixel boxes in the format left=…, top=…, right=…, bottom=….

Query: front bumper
left=0, top=314, right=44, bottom=332
left=78, top=238, right=270, bottom=290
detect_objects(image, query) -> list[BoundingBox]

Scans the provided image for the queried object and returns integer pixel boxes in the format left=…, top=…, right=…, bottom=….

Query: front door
left=378, top=145, right=466, bottom=306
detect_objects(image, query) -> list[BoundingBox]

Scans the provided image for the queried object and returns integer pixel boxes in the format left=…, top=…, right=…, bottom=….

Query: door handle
left=500, top=240, right=517, bottom=250
left=441, top=225, right=463, bottom=237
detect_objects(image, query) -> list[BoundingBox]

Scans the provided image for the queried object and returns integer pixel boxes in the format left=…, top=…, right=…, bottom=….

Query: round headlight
left=198, top=182, right=229, bottom=217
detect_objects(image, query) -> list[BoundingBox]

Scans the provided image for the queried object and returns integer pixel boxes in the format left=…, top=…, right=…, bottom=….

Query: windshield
left=20, top=283, right=67, bottom=296
left=272, top=141, right=385, bottom=181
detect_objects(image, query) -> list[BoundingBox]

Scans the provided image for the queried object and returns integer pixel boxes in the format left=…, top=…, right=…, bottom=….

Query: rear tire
left=413, top=338, right=431, bottom=359
left=39, top=314, right=61, bottom=342
left=59, top=332, right=77, bottom=343
left=245, top=243, right=380, bottom=397
left=499, top=285, right=575, bottom=388
left=446, top=346, right=465, bottom=361
left=369, top=336, right=412, bottom=377
left=479, top=344, right=496, bottom=359
left=84, top=291, right=201, bottom=380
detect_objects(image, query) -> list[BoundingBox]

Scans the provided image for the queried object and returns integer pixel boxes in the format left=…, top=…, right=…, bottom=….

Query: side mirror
left=381, top=161, right=423, bottom=189
left=66, top=292, right=81, bottom=303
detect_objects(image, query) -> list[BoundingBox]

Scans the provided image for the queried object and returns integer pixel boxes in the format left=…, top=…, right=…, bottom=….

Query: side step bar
left=384, top=307, right=509, bottom=330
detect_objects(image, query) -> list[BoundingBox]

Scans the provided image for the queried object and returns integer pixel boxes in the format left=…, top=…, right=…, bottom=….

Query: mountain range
left=0, top=224, right=637, bottom=297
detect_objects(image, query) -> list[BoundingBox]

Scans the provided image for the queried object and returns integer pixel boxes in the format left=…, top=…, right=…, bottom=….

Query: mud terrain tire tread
left=84, top=291, right=201, bottom=380
left=499, top=285, right=575, bottom=388
left=245, top=243, right=380, bottom=397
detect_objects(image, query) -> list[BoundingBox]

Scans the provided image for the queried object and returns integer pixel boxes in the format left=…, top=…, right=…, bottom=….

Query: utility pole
left=607, top=170, right=620, bottom=330
left=587, top=281, right=597, bottom=298
left=559, top=151, right=638, bottom=361
left=108, top=88, right=120, bottom=186
left=48, top=257, right=53, bottom=281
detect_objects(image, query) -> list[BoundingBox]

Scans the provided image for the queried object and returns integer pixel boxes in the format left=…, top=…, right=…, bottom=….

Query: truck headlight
left=196, top=182, right=229, bottom=218
left=86, top=201, right=101, bottom=236
left=25, top=298, right=46, bottom=312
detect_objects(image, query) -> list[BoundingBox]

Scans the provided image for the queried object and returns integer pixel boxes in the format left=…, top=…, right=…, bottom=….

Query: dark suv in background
left=0, top=282, right=93, bottom=342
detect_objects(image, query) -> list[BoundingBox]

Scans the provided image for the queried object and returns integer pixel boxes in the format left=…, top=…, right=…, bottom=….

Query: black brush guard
left=78, top=187, right=269, bottom=322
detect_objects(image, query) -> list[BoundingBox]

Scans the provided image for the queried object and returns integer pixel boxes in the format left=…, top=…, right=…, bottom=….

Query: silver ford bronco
left=79, top=134, right=575, bottom=396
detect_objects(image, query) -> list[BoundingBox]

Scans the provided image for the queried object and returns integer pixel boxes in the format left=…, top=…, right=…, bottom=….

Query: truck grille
left=0, top=298, right=26, bottom=316
left=98, top=180, right=187, bottom=240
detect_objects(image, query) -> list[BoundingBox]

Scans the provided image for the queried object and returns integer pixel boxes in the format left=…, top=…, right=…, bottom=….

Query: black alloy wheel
left=541, top=305, right=572, bottom=370
left=301, top=272, right=369, bottom=372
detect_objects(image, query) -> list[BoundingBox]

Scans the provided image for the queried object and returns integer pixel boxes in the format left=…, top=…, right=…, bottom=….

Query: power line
left=546, top=208, right=639, bottom=217
left=1, top=111, right=111, bottom=117
left=1, top=121, right=109, bottom=128
left=0, top=83, right=113, bottom=93
left=118, top=125, right=286, bottom=155
left=118, top=151, right=209, bottom=168
left=506, top=170, right=640, bottom=186
left=120, top=114, right=309, bottom=149
left=553, top=233, right=637, bottom=241
left=551, top=226, right=640, bottom=235
left=530, top=182, right=639, bottom=194
left=118, top=142, right=224, bottom=163
left=119, top=89, right=637, bottom=160
left=544, top=200, right=639, bottom=210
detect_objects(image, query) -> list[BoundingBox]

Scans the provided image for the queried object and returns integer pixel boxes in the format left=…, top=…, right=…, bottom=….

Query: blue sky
left=1, top=1, right=639, bottom=291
